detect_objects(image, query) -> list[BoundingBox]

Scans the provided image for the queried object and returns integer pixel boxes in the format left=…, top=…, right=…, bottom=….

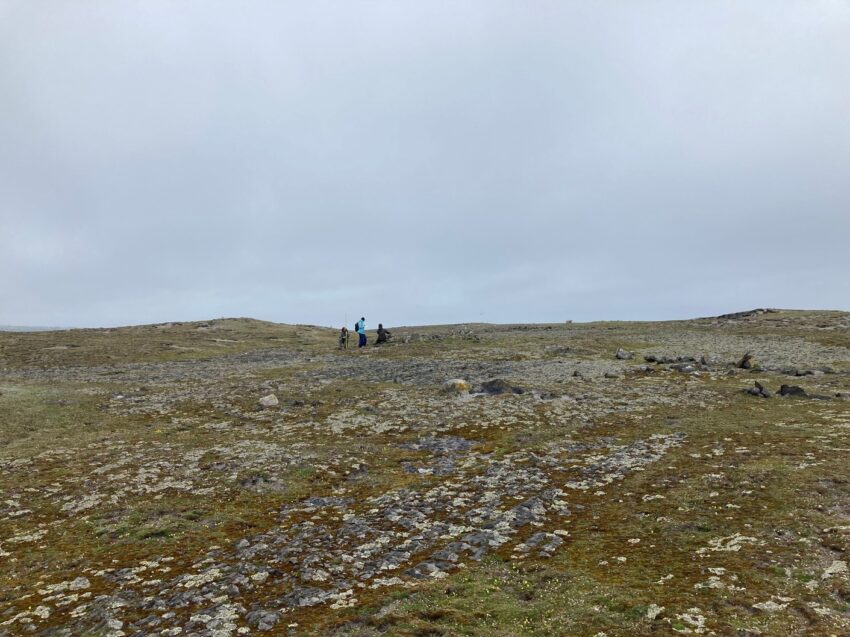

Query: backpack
left=354, top=322, right=359, bottom=332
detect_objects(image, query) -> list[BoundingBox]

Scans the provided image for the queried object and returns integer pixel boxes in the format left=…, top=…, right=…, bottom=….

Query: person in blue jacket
left=356, top=317, right=367, bottom=348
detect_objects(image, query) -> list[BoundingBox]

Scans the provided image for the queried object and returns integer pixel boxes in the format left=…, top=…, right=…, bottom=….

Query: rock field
left=1, top=310, right=849, bottom=635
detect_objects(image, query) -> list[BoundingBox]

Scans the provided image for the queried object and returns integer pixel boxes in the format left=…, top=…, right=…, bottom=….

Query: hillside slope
left=1, top=310, right=849, bottom=635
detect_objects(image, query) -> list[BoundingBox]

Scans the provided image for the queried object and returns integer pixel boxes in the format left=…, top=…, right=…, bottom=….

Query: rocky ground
left=1, top=310, right=849, bottom=636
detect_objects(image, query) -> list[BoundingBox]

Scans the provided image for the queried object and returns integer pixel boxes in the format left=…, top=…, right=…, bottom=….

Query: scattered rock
left=69, top=576, right=91, bottom=591
left=753, top=600, right=788, bottom=613
left=476, top=379, right=525, bottom=395
left=822, top=560, right=847, bottom=579
left=440, top=379, right=470, bottom=395
left=745, top=381, right=771, bottom=398
left=718, top=308, right=777, bottom=320
left=615, top=348, right=634, bottom=360
left=646, top=603, right=665, bottom=620
left=778, top=384, right=806, bottom=397
left=669, top=363, right=697, bottom=374
left=401, top=436, right=474, bottom=454
left=604, top=372, right=619, bottom=379
left=738, top=352, right=755, bottom=370
left=645, top=355, right=696, bottom=365
left=246, top=609, right=279, bottom=631
left=258, top=394, right=279, bottom=408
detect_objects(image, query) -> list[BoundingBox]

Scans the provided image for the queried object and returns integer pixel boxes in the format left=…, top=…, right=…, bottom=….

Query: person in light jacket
left=356, top=317, right=367, bottom=348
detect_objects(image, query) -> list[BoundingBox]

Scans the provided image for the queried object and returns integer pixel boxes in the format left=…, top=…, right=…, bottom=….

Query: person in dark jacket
left=375, top=323, right=391, bottom=345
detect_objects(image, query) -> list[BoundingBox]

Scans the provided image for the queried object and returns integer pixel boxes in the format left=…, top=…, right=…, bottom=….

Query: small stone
left=822, top=560, right=847, bottom=579
left=738, top=352, right=755, bottom=369
left=778, top=384, right=806, bottom=397
left=34, top=606, right=50, bottom=620
left=68, top=577, right=90, bottom=591
left=753, top=600, right=788, bottom=613
left=615, top=348, right=634, bottom=360
left=440, top=379, right=470, bottom=394
left=646, top=603, right=664, bottom=620
left=745, top=381, right=771, bottom=398
left=670, top=363, right=696, bottom=374
left=259, top=394, right=279, bottom=408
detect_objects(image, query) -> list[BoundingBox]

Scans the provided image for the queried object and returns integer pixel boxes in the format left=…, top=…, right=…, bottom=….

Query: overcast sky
left=1, top=1, right=848, bottom=328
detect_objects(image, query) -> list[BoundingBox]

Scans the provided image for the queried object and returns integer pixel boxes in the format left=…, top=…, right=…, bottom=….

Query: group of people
left=338, top=317, right=391, bottom=349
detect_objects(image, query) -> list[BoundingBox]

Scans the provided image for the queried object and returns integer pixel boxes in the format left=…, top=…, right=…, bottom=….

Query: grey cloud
left=1, top=1, right=848, bottom=327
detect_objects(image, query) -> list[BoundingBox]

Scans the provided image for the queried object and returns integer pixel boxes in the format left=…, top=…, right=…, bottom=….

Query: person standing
left=357, top=317, right=367, bottom=348
left=338, top=326, right=349, bottom=349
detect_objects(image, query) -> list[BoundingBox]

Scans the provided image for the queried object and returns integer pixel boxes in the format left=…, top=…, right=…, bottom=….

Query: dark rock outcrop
left=738, top=352, right=755, bottom=370
left=745, top=381, right=771, bottom=398
left=476, top=379, right=526, bottom=395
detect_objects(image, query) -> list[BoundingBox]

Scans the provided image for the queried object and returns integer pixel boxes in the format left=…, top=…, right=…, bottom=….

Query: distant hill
left=0, top=325, right=64, bottom=332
